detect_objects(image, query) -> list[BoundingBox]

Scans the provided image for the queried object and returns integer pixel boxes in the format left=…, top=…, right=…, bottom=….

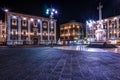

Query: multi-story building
left=60, top=21, right=84, bottom=45
left=0, top=20, right=6, bottom=45
left=86, top=15, right=120, bottom=44
left=6, top=12, right=57, bottom=45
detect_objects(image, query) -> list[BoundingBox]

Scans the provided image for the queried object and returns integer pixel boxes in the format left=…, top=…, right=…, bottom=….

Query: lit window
left=22, top=20, right=27, bottom=27
left=23, top=31, right=28, bottom=35
left=34, top=31, right=37, bottom=35
left=12, top=19, right=17, bottom=26
left=34, top=23, right=37, bottom=27
left=43, top=23, right=47, bottom=28
left=38, top=19, right=40, bottom=22
left=77, top=26, right=79, bottom=28
left=114, top=17, right=117, bottom=20
left=23, top=17, right=27, bottom=20
left=23, top=32, right=26, bottom=35
left=105, top=19, right=108, bottom=22
left=13, top=31, right=17, bottom=35
left=30, top=18, right=34, bottom=22
left=2, top=31, right=5, bottom=34
left=43, top=26, right=47, bottom=28
left=69, top=26, right=71, bottom=29
left=51, top=26, right=54, bottom=29
left=73, top=25, right=75, bottom=28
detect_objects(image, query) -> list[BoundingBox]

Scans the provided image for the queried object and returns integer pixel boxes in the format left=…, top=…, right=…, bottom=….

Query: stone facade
left=60, top=21, right=84, bottom=45
left=86, top=16, right=120, bottom=44
left=6, top=12, right=56, bottom=45
left=0, top=20, right=6, bottom=45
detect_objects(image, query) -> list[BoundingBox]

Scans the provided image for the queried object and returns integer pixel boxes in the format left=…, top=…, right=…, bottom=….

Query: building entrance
left=33, top=38, right=38, bottom=45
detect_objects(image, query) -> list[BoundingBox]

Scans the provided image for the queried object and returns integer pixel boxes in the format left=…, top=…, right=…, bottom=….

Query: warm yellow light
left=73, top=25, right=75, bottom=28
left=11, top=31, right=13, bottom=34
left=69, top=26, right=71, bottom=29
left=114, top=30, right=116, bottom=33
left=105, top=19, right=108, bottom=22
left=65, top=27, right=67, bottom=29
left=114, top=17, right=117, bottom=20
left=30, top=33, right=33, bottom=35
left=68, top=33, right=70, bottom=36
left=23, top=17, right=27, bottom=20
left=30, top=18, right=34, bottom=22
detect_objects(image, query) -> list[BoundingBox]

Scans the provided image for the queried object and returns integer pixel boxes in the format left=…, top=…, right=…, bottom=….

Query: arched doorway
left=33, top=38, right=38, bottom=45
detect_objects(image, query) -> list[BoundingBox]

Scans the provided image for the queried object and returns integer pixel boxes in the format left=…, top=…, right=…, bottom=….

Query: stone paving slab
left=0, top=47, right=120, bottom=80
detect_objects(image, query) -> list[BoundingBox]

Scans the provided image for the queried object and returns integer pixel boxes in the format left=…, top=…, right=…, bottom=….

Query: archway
left=33, top=38, right=38, bottom=45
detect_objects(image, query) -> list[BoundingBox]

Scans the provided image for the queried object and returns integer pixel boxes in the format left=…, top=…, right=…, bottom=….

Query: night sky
left=0, top=0, right=120, bottom=38
left=0, top=0, right=120, bottom=23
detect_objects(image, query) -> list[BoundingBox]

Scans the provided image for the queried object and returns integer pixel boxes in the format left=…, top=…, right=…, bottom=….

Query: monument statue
left=95, top=3, right=106, bottom=42
left=95, top=24, right=106, bottom=41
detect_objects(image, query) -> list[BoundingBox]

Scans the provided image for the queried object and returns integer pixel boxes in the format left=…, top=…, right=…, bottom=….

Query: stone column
left=7, top=13, right=11, bottom=44
left=28, top=19, right=31, bottom=44
left=18, top=17, right=21, bottom=44
left=98, top=4, right=102, bottom=21
left=40, top=20, right=42, bottom=43
left=48, top=20, right=50, bottom=43
left=116, top=19, right=119, bottom=38
left=54, top=21, right=56, bottom=43
left=107, top=21, right=109, bottom=40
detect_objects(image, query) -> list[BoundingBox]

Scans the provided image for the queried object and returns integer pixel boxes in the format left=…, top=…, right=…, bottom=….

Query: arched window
left=22, top=20, right=27, bottom=27
left=12, top=19, right=17, bottom=26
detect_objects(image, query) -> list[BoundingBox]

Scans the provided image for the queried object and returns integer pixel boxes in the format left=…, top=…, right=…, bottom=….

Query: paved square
left=0, top=47, right=120, bottom=80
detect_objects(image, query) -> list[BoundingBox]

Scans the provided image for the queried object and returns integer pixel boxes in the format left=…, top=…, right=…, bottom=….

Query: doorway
left=33, top=38, right=38, bottom=45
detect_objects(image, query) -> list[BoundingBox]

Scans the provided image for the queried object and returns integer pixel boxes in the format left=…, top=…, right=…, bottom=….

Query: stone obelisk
left=97, top=2, right=103, bottom=28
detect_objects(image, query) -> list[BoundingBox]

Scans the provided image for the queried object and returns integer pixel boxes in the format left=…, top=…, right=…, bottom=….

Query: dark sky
left=0, top=0, right=120, bottom=24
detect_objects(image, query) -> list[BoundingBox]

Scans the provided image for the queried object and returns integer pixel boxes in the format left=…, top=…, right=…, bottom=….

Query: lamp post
left=3, top=8, right=9, bottom=45
left=4, top=8, right=9, bottom=29
left=46, top=8, right=57, bottom=47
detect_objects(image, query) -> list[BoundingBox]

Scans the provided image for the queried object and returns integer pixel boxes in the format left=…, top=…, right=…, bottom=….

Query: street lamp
left=3, top=8, right=9, bottom=27
left=86, top=20, right=95, bottom=43
left=46, top=8, right=57, bottom=47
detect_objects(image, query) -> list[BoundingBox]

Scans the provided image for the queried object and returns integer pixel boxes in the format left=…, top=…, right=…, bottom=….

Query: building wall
left=60, top=21, right=84, bottom=45
left=86, top=15, right=120, bottom=44
left=0, top=20, right=6, bottom=45
left=6, top=12, right=57, bottom=45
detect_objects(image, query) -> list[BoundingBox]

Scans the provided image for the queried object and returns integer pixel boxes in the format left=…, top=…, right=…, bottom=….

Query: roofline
left=96, top=15, right=120, bottom=21
left=7, top=12, right=57, bottom=21
left=60, top=21, right=83, bottom=27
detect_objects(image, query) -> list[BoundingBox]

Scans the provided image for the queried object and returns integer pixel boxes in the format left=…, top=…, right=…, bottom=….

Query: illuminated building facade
left=0, top=20, right=6, bottom=45
left=86, top=16, right=120, bottom=44
left=60, top=21, right=84, bottom=45
left=6, top=12, right=57, bottom=45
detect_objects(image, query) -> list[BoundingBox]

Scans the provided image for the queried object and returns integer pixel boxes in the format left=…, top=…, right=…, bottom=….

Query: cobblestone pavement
left=55, top=45, right=108, bottom=52
left=55, top=45, right=120, bottom=54
left=0, top=47, right=120, bottom=80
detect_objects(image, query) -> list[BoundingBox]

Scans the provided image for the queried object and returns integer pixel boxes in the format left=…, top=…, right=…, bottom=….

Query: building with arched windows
left=6, top=12, right=57, bottom=45
left=86, top=15, right=120, bottom=44
left=0, top=20, right=6, bottom=45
